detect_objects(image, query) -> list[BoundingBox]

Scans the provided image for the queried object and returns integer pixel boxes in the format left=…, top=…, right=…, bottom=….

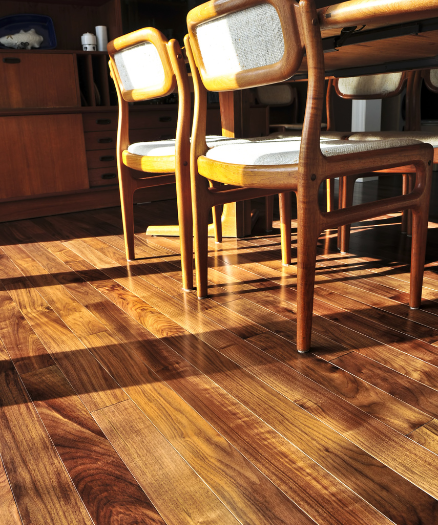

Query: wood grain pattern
left=93, top=400, right=241, bottom=525
left=409, top=419, right=438, bottom=456
left=0, top=342, right=92, bottom=525
left=0, top=247, right=126, bottom=412
left=1, top=172, right=438, bottom=524
left=81, top=331, right=315, bottom=525
left=21, top=365, right=165, bottom=525
left=31, top=213, right=438, bottom=524
left=0, top=457, right=21, bottom=525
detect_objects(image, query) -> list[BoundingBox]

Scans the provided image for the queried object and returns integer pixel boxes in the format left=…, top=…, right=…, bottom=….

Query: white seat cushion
left=348, top=131, right=438, bottom=148
left=127, top=135, right=233, bottom=157
left=205, top=137, right=421, bottom=166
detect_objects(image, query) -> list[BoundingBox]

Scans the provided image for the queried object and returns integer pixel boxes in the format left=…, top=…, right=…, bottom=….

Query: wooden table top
left=296, top=0, right=438, bottom=77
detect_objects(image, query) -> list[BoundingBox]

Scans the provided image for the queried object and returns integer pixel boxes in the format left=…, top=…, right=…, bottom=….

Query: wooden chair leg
left=326, top=178, right=335, bottom=212
left=409, top=205, right=429, bottom=309
left=193, top=184, right=211, bottom=299
left=265, top=195, right=274, bottom=232
left=407, top=173, right=415, bottom=237
left=296, top=206, right=320, bottom=353
left=401, top=174, right=409, bottom=233
left=120, top=182, right=136, bottom=262
left=175, top=168, right=194, bottom=291
left=279, top=192, right=291, bottom=266
left=337, top=175, right=355, bottom=253
left=212, top=206, right=222, bottom=243
left=209, top=180, right=223, bottom=243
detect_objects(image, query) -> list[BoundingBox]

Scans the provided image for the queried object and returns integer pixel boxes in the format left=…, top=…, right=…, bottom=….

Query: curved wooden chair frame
left=328, top=71, right=415, bottom=249
left=187, top=0, right=432, bottom=353
left=108, top=28, right=194, bottom=290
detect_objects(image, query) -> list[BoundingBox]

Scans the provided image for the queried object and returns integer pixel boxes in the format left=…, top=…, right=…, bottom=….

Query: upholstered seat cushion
left=127, top=135, right=233, bottom=157
left=348, top=131, right=438, bottom=148
left=205, top=137, right=421, bottom=166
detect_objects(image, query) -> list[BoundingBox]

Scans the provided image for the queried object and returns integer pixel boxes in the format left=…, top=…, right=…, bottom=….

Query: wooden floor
left=1, top=176, right=438, bottom=525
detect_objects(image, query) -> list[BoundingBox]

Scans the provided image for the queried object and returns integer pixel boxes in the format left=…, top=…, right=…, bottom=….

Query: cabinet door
left=0, top=114, right=89, bottom=199
left=0, top=53, right=80, bottom=108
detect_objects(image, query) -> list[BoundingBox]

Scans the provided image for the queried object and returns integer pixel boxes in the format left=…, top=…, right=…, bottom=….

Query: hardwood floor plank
left=17, top=235, right=390, bottom=524
left=332, top=352, right=438, bottom=416
left=0, top=289, right=54, bottom=374
left=81, top=331, right=317, bottom=525
left=9, top=200, right=436, bottom=523
left=0, top=243, right=108, bottom=338
left=21, top=365, right=166, bottom=525
left=0, top=343, right=92, bottom=525
left=409, top=419, right=438, bottom=455
left=93, top=400, right=241, bottom=525
left=0, top=457, right=22, bottom=525
left=37, top=237, right=438, bottom=523
left=0, top=250, right=126, bottom=412
left=38, top=215, right=438, bottom=503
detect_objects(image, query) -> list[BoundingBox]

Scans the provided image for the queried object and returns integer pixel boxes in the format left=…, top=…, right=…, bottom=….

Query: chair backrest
left=186, top=0, right=304, bottom=92
left=108, top=28, right=177, bottom=102
left=256, top=84, right=297, bottom=106
left=334, top=72, right=406, bottom=100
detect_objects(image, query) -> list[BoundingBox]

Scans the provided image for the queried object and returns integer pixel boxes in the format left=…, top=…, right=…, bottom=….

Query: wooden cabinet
left=0, top=114, right=89, bottom=199
left=0, top=53, right=80, bottom=108
left=0, top=0, right=266, bottom=222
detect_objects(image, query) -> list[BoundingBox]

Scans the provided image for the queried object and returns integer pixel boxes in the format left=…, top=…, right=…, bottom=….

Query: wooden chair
left=108, top=27, right=229, bottom=290
left=339, top=70, right=438, bottom=249
left=186, top=0, right=433, bottom=353
left=256, top=82, right=329, bottom=134
left=325, top=72, right=411, bottom=250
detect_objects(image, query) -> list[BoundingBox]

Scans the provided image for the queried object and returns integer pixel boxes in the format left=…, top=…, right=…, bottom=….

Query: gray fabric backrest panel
left=195, top=4, right=284, bottom=78
left=114, top=42, right=165, bottom=92
left=337, top=73, right=403, bottom=97
left=430, top=69, right=438, bottom=88
left=256, top=84, right=295, bottom=106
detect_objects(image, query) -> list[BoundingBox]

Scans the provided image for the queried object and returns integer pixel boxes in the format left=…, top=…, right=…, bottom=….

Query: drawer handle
left=3, top=57, right=20, bottom=64
left=96, top=119, right=112, bottom=125
left=102, top=173, right=117, bottom=180
left=100, top=155, right=115, bottom=162
left=159, top=116, right=172, bottom=122
left=98, top=137, right=113, bottom=144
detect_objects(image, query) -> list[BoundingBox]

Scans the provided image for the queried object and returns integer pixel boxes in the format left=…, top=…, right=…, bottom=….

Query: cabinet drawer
left=84, top=131, right=117, bottom=150
left=130, top=110, right=177, bottom=129
left=86, top=150, right=117, bottom=169
left=84, top=128, right=176, bottom=150
left=83, top=110, right=178, bottom=132
left=0, top=54, right=80, bottom=109
left=83, top=112, right=118, bottom=132
left=88, top=168, right=118, bottom=187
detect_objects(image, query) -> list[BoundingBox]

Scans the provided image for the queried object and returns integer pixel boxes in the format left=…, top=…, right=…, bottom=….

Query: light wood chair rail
left=186, top=0, right=433, bottom=352
left=108, top=28, right=194, bottom=290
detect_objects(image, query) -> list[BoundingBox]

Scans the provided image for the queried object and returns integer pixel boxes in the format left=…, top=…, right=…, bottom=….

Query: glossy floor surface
left=1, top=176, right=438, bottom=525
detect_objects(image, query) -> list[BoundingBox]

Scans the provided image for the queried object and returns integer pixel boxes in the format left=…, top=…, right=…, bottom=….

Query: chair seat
left=205, top=136, right=421, bottom=166
left=127, top=135, right=233, bottom=157
left=348, top=131, right=438, bottom=148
